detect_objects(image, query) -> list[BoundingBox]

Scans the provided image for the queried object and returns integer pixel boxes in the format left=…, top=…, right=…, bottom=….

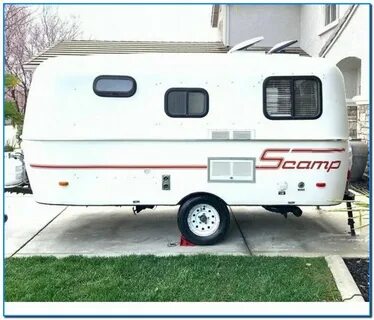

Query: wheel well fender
left=178, top=192, right=227, bottom=206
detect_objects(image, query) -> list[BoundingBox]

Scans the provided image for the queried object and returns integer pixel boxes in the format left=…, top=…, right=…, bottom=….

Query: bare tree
left=5, top=4, right=82, bottom=112
left=29, top=6, right=81, bottom=55
left=4, top=5, right=33, bottom=112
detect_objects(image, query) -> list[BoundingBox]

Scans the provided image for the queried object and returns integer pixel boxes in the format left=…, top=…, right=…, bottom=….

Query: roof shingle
left=24, top=40, right=308, bottom=70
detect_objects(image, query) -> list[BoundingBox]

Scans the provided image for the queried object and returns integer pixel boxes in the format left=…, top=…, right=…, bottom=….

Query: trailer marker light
left=59, top=181, right=69, bottom=187
left=316, top=182, right=326, bottom=188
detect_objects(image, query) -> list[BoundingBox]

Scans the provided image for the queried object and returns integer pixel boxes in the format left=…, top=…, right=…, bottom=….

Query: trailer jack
left=132, top=205, right=155, bottom=215
left=262, top=205, right=303, bottom=218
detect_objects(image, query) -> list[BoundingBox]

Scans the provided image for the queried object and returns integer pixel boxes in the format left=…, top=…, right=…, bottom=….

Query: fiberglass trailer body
left=22, top=51, right=349, bottom=245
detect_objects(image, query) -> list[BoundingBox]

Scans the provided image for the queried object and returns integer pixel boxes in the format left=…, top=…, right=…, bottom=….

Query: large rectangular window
left=165, top=88, right=208, bottom=118
left=264, top=77, right=322, bottom=120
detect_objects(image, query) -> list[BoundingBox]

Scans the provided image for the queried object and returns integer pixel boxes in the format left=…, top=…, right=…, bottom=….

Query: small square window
left=188, top=92, right=206, bottom=115
left=165, top=88, right=208, bottom=118
left=167, top=91, right=187, bottom=116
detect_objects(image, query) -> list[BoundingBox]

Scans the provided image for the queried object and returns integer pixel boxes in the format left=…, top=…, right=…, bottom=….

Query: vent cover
left=211, top=130, right=254, bottom=140
left=211, top=161, right=231, bottom=177
left=233, top=161, right=252, bottom=176
left=232, top=130, right=253, bottom=140
left=208, top=158, right=255, bottom=183
left=211, top=130, right=230, bottom=140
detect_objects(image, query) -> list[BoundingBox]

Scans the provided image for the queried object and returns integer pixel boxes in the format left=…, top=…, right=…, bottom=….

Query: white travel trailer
left=22, top=44, right=349, bottom=244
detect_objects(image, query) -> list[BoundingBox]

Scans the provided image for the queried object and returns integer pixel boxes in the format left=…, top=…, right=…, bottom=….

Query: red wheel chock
left=179, top=235, right=195, bottom=246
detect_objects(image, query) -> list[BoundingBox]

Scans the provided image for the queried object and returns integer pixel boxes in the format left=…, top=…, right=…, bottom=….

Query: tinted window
left=93, top=76, right=136, bottom=97
left=165, top=88, right=208, bottom=118
left=294, top=79, right=320, bottom=117
left=264, top=77, right=322, bottom=120
left=167, top=91, right=187, bottom=116
left=265, top=79, right=292, bottom=117
left=188, top=92, right=206, bottom=115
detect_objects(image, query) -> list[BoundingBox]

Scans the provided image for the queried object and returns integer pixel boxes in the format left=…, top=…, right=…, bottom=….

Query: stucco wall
left=357, top=104, right=369, bottom=144
left=299, top=5, right=351, bottom=56
left=325, top=6, right=369, bottom=146
left=323, top=5, right=370, bottom=102
left=337, top=59, right=361, bottom=99
left=228, top=5, right=300, bottom=47
left=217, top=5, right=229, bottom=46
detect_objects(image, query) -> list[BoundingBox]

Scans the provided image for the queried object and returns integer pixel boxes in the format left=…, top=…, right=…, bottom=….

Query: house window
left=93, top=75, right=136, bottom=97
left=165, top=88, right=209, bottom=118
left=325, top=4, right=338, bottom=25
left=264, top=77, right=322, bottom=120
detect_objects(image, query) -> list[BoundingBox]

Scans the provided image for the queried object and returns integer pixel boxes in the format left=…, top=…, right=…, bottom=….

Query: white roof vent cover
left=267, top=40, right=298, bottom=54
left=228, top=36, right=264, bottom=54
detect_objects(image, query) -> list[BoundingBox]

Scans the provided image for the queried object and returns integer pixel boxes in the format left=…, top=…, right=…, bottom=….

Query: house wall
left=337, top=60, right=360, bottom=99
left=322, top=5, right=369, bottom=101
left=227, top=5, right=300, bottom=47
left=299, top=5, right=351, bottom=56
left=323, top=5, right=370, bottom=144
left=217, top=5, right=229, bottom=46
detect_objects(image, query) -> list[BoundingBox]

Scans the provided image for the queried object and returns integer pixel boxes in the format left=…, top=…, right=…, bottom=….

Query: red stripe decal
left=291, top=148, right=345, bottom=153
left=30, top=164, right=207, bottom=169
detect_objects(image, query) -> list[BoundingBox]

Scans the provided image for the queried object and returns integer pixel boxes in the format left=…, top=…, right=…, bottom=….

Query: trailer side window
left=264, top=77, right=322, bottom=120
left=165, top=88, right=208, bottom=118
left=93, top=76, right=136, bottom=97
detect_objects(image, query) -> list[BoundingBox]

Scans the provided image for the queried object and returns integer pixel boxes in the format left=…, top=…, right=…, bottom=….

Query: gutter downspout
left=225, top=5, right=230, bottom=47
left=320, top=5, right=358, bottom=57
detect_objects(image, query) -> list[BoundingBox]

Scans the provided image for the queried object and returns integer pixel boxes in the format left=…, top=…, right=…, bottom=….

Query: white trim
left=352, top=95, right=369, bottom=106
left=321, top=5, right=358, bottom=57
left=225, top=5, right=230, bottom=47
left=345, top=99, right=356, bottom=107
left=319, top=19, right=339, bottom=36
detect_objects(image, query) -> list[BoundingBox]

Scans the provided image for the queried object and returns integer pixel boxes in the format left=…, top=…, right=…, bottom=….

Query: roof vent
left=267, top=40, right=298, bottom=54
left=228, top=36, right=264, bottom=54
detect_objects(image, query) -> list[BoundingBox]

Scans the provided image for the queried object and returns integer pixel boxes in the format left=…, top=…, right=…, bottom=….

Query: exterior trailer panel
left=22, top=52, right=349, bottom=244
left=23, top=140, right=348, bottom=206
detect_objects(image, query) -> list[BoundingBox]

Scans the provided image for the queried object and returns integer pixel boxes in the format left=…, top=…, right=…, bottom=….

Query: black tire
left=177, top=195, right=230, bottom=245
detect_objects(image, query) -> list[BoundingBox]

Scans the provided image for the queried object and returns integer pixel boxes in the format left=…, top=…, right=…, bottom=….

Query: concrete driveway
left=5, top=192, right=369, bottom=258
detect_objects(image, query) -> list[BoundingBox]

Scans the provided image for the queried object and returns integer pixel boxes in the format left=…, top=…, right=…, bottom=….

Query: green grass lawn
left=5, top=255, right=340, bottom=302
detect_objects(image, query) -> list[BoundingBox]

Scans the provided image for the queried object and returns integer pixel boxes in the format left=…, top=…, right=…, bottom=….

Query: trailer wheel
left=177, top=195, right=230, bottom=245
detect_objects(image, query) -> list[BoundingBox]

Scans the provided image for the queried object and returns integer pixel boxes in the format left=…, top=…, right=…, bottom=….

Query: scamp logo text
left=256, top=148, right=344, bottom=172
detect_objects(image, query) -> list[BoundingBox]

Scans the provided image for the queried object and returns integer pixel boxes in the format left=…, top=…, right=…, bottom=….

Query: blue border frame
left=368, top=0, right=372, bottom=313
left=2, top=2, right=372, bottom=318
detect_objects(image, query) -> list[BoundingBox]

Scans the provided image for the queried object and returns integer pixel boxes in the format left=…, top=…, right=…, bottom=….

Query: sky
left=57, top=5, right=220, bottom=41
